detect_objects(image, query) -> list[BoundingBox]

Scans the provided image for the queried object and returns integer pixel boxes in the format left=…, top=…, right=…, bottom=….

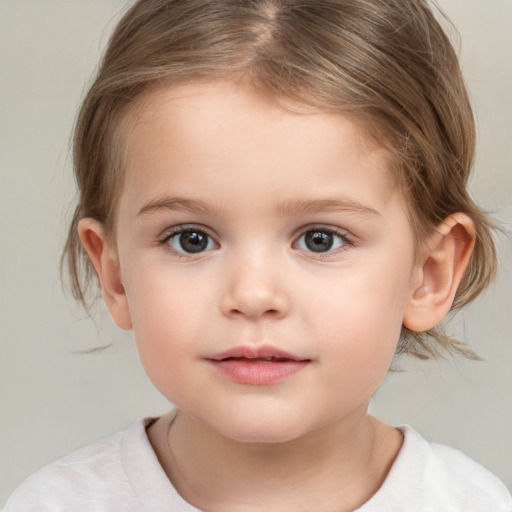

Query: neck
left=148, top=408, right=402, bottom=512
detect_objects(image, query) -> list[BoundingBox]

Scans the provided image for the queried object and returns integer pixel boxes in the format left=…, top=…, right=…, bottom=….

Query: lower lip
left=208, top=359, right=309, bottom=386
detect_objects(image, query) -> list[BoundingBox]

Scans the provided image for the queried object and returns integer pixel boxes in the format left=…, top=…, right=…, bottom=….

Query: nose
left=219, top=255, right=290, bottom=321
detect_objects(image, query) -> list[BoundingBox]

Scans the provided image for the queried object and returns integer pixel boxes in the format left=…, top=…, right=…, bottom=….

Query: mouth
left=206, top=345, right=311, bottom=385
left=219, top=356, right=297, bottom=363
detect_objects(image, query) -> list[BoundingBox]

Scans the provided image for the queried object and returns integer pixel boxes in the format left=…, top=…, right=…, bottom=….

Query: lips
left=207, top=345, right=310, bottom=386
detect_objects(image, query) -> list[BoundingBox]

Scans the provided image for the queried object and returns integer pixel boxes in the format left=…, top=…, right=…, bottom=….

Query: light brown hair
left=63, top=0, right=498, bottom=360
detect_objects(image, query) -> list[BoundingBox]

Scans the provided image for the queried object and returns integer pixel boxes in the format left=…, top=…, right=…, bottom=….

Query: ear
left=403, top=213, right=475, bottom=332
left=77, top=218, right=132, bottom=330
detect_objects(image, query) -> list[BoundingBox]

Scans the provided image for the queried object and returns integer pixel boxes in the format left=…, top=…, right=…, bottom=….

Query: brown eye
left=295, top=228, right=347, bottom=254
left=304, top=231, right=334, bottom=252
left=166, top=228, right=216, bottom=254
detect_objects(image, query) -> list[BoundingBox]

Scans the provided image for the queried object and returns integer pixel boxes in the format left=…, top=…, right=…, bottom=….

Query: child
left=3, top=0, right=511, bottom=510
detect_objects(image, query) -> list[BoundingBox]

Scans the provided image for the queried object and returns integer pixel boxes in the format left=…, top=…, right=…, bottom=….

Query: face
left=111, top=80, right=421, bottom=443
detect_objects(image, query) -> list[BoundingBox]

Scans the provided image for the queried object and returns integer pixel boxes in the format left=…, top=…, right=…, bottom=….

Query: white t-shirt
left=3, top=416, right=511, bottom=511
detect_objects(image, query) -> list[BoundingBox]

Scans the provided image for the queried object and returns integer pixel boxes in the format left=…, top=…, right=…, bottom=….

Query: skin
left=79, top=80, right=475, bottom=511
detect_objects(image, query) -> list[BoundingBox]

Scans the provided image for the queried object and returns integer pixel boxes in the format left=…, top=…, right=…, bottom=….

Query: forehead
left=116, top=80, right=400, bottom=217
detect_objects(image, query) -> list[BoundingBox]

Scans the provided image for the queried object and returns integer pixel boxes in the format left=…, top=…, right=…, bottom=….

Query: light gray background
left=1, top=0, right=511, bottom=504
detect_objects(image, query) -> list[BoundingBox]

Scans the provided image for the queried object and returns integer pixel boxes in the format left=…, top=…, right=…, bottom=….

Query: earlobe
left=403, top=213, right=475, bottom=332
left=77, top=218, right=133, bottom=330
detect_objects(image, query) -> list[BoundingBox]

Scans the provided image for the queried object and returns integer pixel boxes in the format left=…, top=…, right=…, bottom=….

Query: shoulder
left=426, top=434, right=510, bottom=503
left=2, top=419, right=155, bottom=512
left=366, top=425, right=512, bottom=511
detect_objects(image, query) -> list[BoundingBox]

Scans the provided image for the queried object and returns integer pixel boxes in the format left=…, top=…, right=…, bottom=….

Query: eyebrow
left=138, top=196, right=381, bottom=217
left=138, top=196, right=219, bottom=216
left=276, top=198, right=381, bottom=217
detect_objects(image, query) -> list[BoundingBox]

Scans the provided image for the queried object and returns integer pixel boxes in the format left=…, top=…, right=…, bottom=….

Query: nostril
left=220, top=284, right=290, bottom=320
left=226, top=307, right=283, bottom=320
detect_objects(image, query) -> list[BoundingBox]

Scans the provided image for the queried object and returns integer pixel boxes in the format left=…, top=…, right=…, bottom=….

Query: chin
left=207, top=413, right=312, bottom=445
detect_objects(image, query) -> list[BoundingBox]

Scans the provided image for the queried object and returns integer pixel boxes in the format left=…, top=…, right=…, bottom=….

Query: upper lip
left=207, top=345, right=310, bottom=362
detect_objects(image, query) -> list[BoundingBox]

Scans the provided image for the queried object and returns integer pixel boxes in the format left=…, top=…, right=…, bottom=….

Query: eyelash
left=293, top=226, right=353, bottom=259
left=158, top=225, right=218, bottom=256
left=158, top=225, right=354, bottom=258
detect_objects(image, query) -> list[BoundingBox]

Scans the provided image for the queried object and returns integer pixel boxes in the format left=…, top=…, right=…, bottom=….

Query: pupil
left=305, top=231, right=333, bottom=252
left=180, top=231, right=207, bottom=253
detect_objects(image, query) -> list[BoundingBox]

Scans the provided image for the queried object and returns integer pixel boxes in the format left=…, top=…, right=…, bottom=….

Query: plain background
left=1, top=0, right=511, bottom=504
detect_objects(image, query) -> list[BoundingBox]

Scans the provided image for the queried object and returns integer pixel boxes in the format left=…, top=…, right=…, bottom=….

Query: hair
left=63, top=0, right=498, bottom=360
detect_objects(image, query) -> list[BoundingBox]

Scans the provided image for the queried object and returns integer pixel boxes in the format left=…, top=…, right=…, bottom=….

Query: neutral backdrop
left=1, top=0, right=511, bottom=504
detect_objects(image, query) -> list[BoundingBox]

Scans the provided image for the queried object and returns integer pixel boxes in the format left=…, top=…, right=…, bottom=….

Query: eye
left=164, top=227, right=217, bottom=254
left=294, top=228, right=349, bottom=254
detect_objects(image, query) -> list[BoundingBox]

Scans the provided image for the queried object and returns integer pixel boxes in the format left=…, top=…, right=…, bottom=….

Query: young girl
left=3, top=0, right=511, bottom=510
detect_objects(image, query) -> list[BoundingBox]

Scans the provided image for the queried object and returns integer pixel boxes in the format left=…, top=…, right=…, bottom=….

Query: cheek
left=315, top=304, right=402, bottom=410
left=308, top=260, right=412, bottom=374
left=315, top=258, right=411, bottom=333
left=124, top=253, right=208, bottom=329
left=122, top=267, right=203, bottom=381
